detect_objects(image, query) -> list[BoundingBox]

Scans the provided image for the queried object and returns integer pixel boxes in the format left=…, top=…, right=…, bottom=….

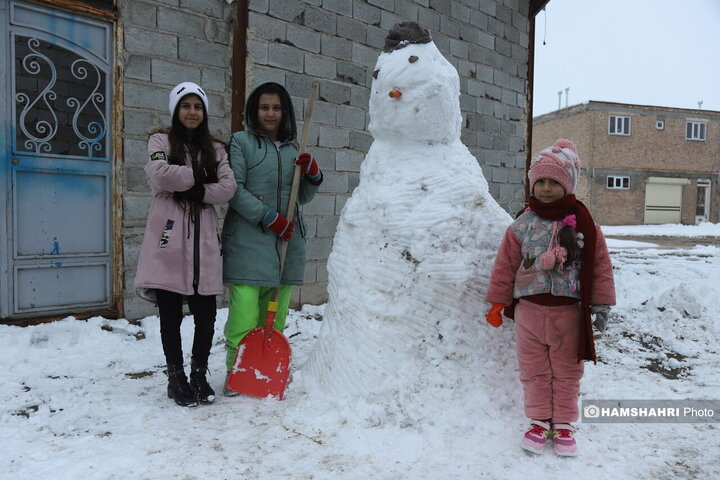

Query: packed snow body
left=302, top=35, right=512, bottom=403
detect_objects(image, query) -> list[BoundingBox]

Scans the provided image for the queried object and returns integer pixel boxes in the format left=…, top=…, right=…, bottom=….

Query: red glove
left=263, top=210, right=295, bottom=241
left=486, top=303, right=505, bottom=328
left=295, top=153, right=319, bottom=177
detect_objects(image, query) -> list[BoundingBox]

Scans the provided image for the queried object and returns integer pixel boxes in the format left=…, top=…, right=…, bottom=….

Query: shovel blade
left=226, top=327, right=291, bottom=400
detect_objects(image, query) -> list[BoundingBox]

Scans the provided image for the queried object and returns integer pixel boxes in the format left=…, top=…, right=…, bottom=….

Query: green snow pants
left=224, top=284, right=293, bottom=371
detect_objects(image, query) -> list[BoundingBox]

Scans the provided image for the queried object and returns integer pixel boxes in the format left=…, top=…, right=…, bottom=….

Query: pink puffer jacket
left=134, top=133, right=237, bottom=302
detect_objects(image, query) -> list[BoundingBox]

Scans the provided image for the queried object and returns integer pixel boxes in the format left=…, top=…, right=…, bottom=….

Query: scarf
left=529, top=194, right=598, bottom=363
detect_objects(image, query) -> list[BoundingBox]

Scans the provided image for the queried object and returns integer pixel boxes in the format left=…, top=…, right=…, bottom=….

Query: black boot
left=166, top=363, right=199, bottom=407
left=190, top=359, right=215, bottom=405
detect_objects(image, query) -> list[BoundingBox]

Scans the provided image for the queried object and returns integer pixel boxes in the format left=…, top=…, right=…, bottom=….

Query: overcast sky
left=532, top=0, right=720, bottom=117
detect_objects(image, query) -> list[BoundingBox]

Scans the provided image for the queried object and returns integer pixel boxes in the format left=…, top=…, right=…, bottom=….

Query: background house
left=533, top=101, right=720, bottom=226
left=1, top=0, right=548, bottom=323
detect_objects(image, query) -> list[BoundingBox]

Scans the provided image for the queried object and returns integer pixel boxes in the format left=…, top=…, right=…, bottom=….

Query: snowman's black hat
left=383, top=22, right=432, bottom=53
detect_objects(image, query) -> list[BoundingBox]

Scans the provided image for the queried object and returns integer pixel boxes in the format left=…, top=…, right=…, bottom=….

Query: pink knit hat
left=528, top=139, right=581, bottom=194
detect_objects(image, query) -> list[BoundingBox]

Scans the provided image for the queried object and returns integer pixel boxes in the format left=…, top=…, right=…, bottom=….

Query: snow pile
left=2, top=238, right=720, bottom=478
left=603, top=222, right=720, bottom=237
left=299, top=31, right=512, bottom=431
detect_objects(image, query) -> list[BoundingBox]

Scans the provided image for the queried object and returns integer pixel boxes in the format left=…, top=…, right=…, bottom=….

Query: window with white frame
left=607, top=176, right=630, bottom=189
left=686, top=121, right=706, bottom=141
left=608, top=115, right=631, bottom=136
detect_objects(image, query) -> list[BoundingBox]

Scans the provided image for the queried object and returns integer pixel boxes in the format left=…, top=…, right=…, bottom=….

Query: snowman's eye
left=408, top=56, right=418, bottom=63
left=373, top=69, right=379, bottom=79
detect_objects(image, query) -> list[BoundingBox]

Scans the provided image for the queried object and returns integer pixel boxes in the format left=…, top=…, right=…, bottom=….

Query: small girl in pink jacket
left=485, top=139, right=615, bottom=457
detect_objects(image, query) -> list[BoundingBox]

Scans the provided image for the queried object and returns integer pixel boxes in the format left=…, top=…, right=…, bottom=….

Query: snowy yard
left=2, top=224, right=720, bottom=480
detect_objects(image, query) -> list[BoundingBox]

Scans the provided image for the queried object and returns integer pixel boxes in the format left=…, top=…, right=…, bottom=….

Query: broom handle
left=269, top=80, right=319, bottom=315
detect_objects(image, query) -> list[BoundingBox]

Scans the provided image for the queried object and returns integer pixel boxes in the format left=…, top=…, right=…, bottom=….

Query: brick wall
left=120, top=0, right=532, bottom=318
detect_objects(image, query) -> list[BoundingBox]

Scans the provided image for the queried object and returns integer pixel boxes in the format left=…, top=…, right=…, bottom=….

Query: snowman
left=302, top=22, right=512, bottom=405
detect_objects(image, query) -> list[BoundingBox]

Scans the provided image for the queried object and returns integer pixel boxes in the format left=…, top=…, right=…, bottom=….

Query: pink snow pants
left=514, top=299, right=584, bottom=423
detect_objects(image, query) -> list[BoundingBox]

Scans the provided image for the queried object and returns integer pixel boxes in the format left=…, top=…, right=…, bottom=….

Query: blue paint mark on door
left=1, top=0, right=113, bottom=319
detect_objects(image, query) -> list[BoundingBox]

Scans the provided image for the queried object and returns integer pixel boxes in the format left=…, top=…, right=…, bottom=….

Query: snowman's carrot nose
left=388, top=89, right=402, bottom=99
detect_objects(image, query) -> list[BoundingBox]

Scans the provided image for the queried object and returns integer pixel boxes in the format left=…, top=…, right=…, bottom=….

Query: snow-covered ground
left=2, top=223, right=719, bottom=480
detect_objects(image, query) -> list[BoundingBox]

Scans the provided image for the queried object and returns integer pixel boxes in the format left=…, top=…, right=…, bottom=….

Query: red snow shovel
left=225, top=80, right=319, bottom=400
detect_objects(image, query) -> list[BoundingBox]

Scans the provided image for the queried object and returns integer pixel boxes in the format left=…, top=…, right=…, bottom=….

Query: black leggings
left=155, top=289, right=217, bottom=367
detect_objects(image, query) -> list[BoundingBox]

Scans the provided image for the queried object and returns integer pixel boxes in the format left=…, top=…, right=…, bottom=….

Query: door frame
left=1, top=0, right=121, bottom=324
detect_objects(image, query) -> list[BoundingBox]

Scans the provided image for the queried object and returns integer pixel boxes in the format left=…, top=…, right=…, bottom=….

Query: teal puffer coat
left=222, top=130, right=321, bottom=286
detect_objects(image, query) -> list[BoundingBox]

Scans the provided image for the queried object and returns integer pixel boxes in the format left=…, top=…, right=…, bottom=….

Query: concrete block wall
left=119, top=0, right=531, bottom=318
left=120, top=0, right=236, bottom=320
left=245, top=0, right=531, bottom=307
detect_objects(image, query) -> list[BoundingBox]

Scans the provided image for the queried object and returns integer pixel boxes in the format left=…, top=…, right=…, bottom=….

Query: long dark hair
left=558, top=225, right=581, bottom=265
left=167, top=94, right=219, bottom=182
left=244, top=82, right=297, bottom=142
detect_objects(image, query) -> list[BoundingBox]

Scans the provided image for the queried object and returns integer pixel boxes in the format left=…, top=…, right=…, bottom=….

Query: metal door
left=0, top=0, right=113, bottom=320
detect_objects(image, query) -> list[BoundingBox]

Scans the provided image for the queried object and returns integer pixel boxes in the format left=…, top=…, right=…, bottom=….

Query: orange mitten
left=486, top=303, right=505, bottom=328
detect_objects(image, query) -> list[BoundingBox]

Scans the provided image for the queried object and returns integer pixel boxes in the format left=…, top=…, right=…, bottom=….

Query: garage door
left=644, top=177, right=688, bottom=224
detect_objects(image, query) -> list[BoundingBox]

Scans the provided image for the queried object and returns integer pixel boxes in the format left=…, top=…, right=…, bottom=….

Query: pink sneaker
left=521, top=419, right=551, bottom=454
left=552, top=423, right=578, bottom=456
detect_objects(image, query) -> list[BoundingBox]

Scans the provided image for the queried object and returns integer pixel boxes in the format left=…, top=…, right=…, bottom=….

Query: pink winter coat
left=134, top=133, right=237, bottom=303
left=485, top=213, right=616, bottom=307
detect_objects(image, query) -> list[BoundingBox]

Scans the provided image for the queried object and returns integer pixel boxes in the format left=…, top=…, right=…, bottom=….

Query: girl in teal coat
left=221, top=82, right=322, bottom=393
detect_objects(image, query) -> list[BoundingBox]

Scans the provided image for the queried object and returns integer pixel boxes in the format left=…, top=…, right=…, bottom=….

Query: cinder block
left=248, top=12, right=287, bottom=41
left=348, top=130, right=372, bottom=152
left=353, top=1, right=381, bottom=25
left=157, top=7, right=205, bottom=38
left=304, top=53, right=336, bottom=79
left=323, top=0, right=352, bottom=16
left=287, top=24, right=322, bottom=53
left=151, top=59, right=202, bottom=85
left=337, top=16, right=367, bottom=43
left=297, top=282, right=328, bottom=306
left=418, top=7, right=440, bottom=30
left=201, top=67, right=227, bottom=93
left=127, top=1, right=157, bottom=28
left=304, top=7, right=336, bottom=35
left=303, top=194, right=336, bottom=216
left=307, top=102, right=336, bottom=126
left=318, top=126, right=349, bottom=148
left=317, top=217, right=339, bottom=237
left=319, top=82, right=351, bottom=105
left=305, top=237, right=333, bottom=261
left=318, top=172, right=349, bottom=194
left=267, top=42, right=304, bottom=73
left=248, top=38, right=269, bottom=64
left=123, top=194, right=152, bottom=225
left=395, top=0, right=419, bottom=21
left=249, top=0, right=269, bottom=14
left=268, top=0, right=304, bottom=22
left=178, top=37, right=228, bottom=68
left=124, top=165, right=149, bottom=194
left=336, top=105, right=365, bottom=130
left=124, top=27, right=177, bottom=58
left=337, top=62, right=366, bottom=87
left=379, top=10, right=404, bottom=31
left=440, top=16, right=459, bottom=38
left=124, top=55, right=151, bottom=81
left=179, top=0, right=223, bottom=18
left=321, top=35, right=352, bottom=61
left=124, top=82, right=169, bottom=112
left=124, top=109, right=162, bottom=136
left=428, top=0, right=451, bottom=15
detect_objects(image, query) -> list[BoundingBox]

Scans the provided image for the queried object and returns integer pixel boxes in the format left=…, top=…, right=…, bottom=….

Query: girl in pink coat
left=134, top=82, right=236, bottom=407
left=485, top=139, right=615, bottom=456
